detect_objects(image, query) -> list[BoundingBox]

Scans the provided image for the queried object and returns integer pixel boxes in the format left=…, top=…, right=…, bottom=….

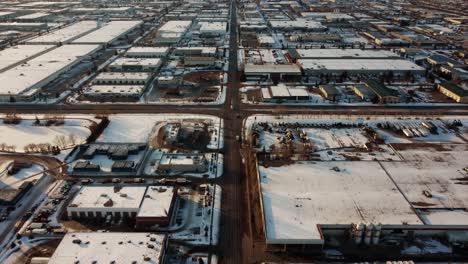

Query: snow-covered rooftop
left=69, top=186, right=146, bottom=210
left=0, top=44, right=53, bottom=71
left=72, top=20, right=142, bottom=44
left=26, top=20, right=98, bottom=44
left=259, top=161, right=422, bottom=244
left=48, top=232, right=165, bottom=264
left=137, top=186, right=174, bottom=218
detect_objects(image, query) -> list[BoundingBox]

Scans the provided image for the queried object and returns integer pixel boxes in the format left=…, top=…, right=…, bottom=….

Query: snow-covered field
left=0, top=119, right=92, bottom=152
left=97, top=114, right=223, bottom=150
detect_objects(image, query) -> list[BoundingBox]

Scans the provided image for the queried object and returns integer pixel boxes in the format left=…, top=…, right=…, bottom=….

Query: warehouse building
left=82, top=85, right=144, bottom=101
left=158, top=153, right=208, bottom=173
left=154, top=20, right=192, bottom=44
left=125, top=47, right=169, bottom=58
left=244, top=63, right=302, bottom=82
left=298, top=59, right=425, bottom=77
left=0, top=44, right=100, bottom=102
left=108, top=58, right=162, bottom=72
left=67, top=185, right=175, bottom=226
left=436, top=81, right=468, bottom=103
left=364, top=80, right=400, bottom=103
left=26, top=21, right=99, bottom=44
left=0, top=44, right=54, bottom=72
left=261, top=84, right=309, bottom=102
left=199, top=21, right=227, bottom=36
left=48, top=232, right=166, bottom=264
left=93, top=72, right=151, bottom=85
left=319, top=84, right=341, bottom=102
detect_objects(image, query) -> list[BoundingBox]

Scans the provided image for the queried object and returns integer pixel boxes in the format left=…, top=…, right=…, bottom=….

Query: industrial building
left=154, top=20, right=192, bottom=44
left=26, top=21, right=98, bottom=44
left=158, top=153, right=208, bottom=173
left=261, top=84, right=309, bottom=102
left=48, top=232, right=166, bottom=264
left=108, top=58, right=162, bottom=72
left=82, top=85, right=144, bottom=101
left=67, top=185, right=175, bottom=226
left=93, top=72, right=151, bottom=86
left=71, top=20, right=142, bottom=44
left=436, top=81, right=468, bottom=103
left=125, top=47, right=169, bottom=58
left=0, top=44, right=100, bottom=102
left=298, top=59, right=425, bottom=77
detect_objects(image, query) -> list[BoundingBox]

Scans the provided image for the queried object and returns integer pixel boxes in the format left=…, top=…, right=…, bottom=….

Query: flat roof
left=69, top=186, right=146, bottom=210
left=94, top=72, right=151, bottom=81
left=245, top=63, right=302, bottom=74
left=16, top=12, right=49, bottom=20
left=137, top=186, right=174, bottom=218
left=72, top=20, right=142, bottom=44
left=126, top=46, right=169, bottom=56
left=48, top=232, right=165, bottom=264
left=259, top=161, right=422, bottom=244
left=0, top=44, right=53, bottom=71
left=382, top=148, right=468, bottom=210
left=84, top=85, right=144, bottom=95
left=270, top=83, right=290, bottom=97
left=110, top=57, right=161, bottom=67
left=298, top=59, right=425, bottom=72
left=269, top=19, right=325, bottom=30
left=26, top=21, right=98, bottom=44
left=158, top=20, right=192, bottom=33
left=294, top=49, right=398, bottom=59
left=0, top=44, right=100, bottom=96
left=199, top=21, right=226, bottom=32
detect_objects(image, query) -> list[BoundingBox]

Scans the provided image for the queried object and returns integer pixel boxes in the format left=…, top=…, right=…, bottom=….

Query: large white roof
left=0, top=44, right=99, bottom=96
left=48, top=232, right=165, bottom=264
left=27, top=21, right=98, bottom=44
left=259, top=161, right=422, bottom=244
left=72, top=20, right=142, bottom=44
left=295, top=49, right=398, bottom=59
left=69, top=186, right=146, bottom=210
left=298, top=59, right=425, bottom=72
left=0, top=44, right=53, bottom=71
left=158, top=20, right=192, bottom=33
left=137, top=186, right=174, bottom=218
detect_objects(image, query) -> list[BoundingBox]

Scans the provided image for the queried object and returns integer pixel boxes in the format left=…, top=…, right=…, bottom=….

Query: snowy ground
left=0, top=162, right=44, bottom=189
left=0, top=119, right=92, bottom=152
left=169, top=184, right=221, bottom=246
left=97, top=114, right=223, bottom=150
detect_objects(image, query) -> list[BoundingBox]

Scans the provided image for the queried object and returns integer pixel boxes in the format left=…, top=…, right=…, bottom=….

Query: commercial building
left=48, top=232, right=166, bottom=264
left=108, top=58, right=162, bottom=72
left=0, top=44, right=100, bottom=102
left=261, top=84, right=309, bottom=102
left=0, top=22, right=47, bottom=31
left=158, top=153, right=208, bottom=173
left=82, top=85, right=144, bottom=101
left=244, top=63, right=302, bottom=81
left=199, top=21, right=227, bottom=36
left=67, top=185, right=175, bottom=226
left=269, top=19, right=326, bottom=31
left=289, top=49, right=399, bottom=60
left=93, top=72, right=151, bottom=85
left=125, top=47, right=169, bottom=58
left=351, top=84, right=376, bottom=101
left=298, top=59, right=425, bottom=76
left=154, top=20, right=192, bottom=44
left=436, top=81, right=468, bottom=103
